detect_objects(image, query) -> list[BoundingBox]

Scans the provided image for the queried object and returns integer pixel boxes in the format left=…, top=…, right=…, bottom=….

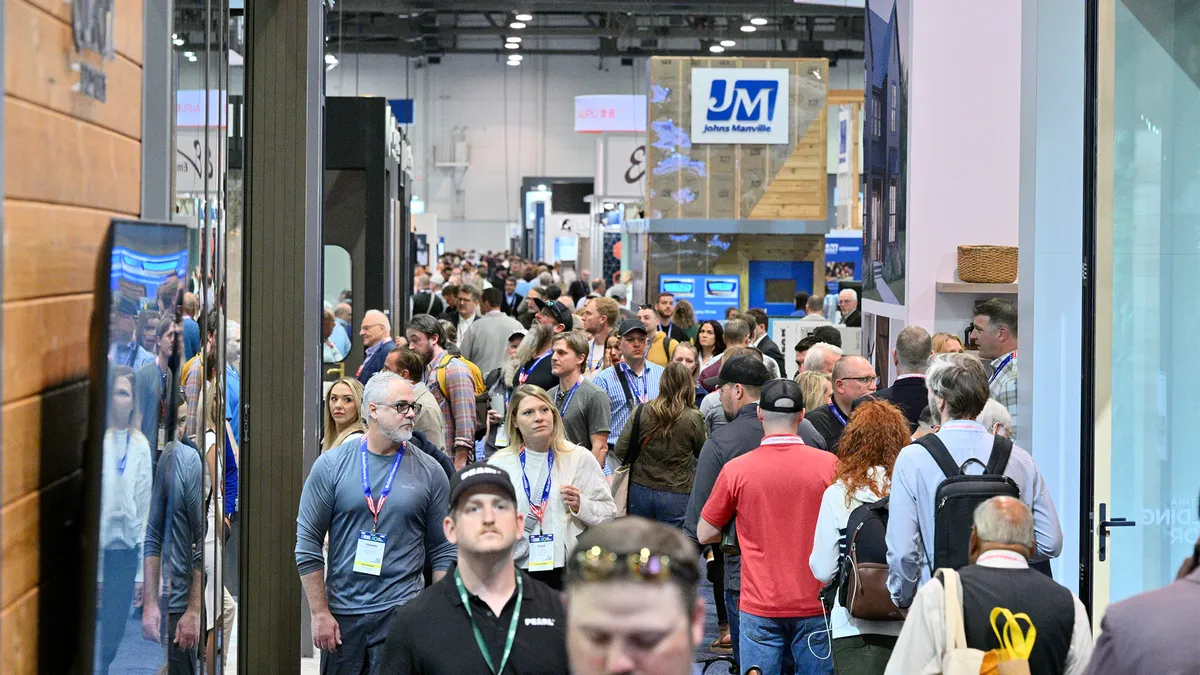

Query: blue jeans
left=628, top=483, right=690, bottom=529
left=725, top=590, right=741, bottom=665
left=739, top=612, right=834, bottom=675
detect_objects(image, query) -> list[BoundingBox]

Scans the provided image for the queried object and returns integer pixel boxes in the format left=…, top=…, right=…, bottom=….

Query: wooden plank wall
left=1, top=0, right=143, bottom=671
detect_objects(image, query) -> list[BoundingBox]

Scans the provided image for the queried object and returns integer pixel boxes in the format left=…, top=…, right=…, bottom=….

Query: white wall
left=328, top=53, right=864, bottom=253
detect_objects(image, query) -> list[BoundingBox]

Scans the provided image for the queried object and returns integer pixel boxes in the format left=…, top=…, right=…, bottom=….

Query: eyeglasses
left=567, top=546, right=700, bottom=585
left=382, top=401, right=422, bottom=416
left=840, top=375, right=879, bottom=385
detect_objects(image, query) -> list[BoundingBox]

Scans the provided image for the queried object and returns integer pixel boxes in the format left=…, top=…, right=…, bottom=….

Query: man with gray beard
left=508, top=315, right=563, bottom=391
left=295, top=372, right=456, bottom=675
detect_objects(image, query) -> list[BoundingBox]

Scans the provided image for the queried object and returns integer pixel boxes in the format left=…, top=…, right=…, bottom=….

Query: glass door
left=1090, top=0, right=1200, bottom=625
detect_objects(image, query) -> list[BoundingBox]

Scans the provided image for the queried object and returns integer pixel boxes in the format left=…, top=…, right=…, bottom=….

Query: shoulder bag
left=610, top=405, right=645, bottom=517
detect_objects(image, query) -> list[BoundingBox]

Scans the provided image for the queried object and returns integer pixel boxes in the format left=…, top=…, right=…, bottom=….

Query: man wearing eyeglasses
left=357, top=309, right=396, bottom=385
left=805, top=355, right=877, bottom=452
left=379, top=463, right=569, bottom=674
left=564, top=517, right=706, bottom=675
left=296, top=372, right=456, bottom=675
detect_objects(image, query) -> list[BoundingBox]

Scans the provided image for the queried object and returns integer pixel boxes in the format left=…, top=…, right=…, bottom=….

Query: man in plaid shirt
left=971, top=299, right=1019, bottom=433
left=405, top=315, right=477, bottom=469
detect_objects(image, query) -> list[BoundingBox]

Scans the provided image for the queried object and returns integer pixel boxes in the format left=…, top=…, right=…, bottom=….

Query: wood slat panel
left=2, top=383, right=89, bottom=506
left=5, top=98, right=141, bottom=214
left=3, top=202, right=114, bottom=301
left=18, top=0, right=143, bottom=65
left=2, top=295, right=93, bottom=403
left=0, top=589, right=37, bottom=675
left=1, top=495, right=38, bottom=608
left=5, top=0, right=143, bottom=140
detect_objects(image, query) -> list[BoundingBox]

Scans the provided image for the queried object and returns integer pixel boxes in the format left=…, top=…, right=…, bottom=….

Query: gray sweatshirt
left=143, top=441, right=205, bottom=614
left=295, top=437, right=456, bottom=615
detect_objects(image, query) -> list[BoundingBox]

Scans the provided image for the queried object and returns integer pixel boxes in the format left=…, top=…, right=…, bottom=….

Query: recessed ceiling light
left=507, top=60, right=520, bottom=66
left=509, top=54, right=524, bottom=61
left=740, top=24, right=757, bottom=32
left=515, top=13, right=533, bottom=21
left=187, top=55, right=197, bottom=62
left=325, top=53, right=338, bottom=65
left=750, top=17, right=768, bottom=26
left=183, top=51, right=195, bottom=57
left=509, top=21, right=526, bottom=29
left=720, top=39, right=736, bottom=47
left=709, top=45, right=725, bottom=53
left=173, top=37, right=185, bottom=46
left=506, top=36, right=522, bottom=43
left=505, top=42, right=520, bottom=49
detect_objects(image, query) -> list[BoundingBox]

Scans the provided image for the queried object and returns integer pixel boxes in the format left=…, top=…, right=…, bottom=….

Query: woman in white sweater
left=489, top=384, right=616, bottom=589
left=809, top=399, right=911, bottom=674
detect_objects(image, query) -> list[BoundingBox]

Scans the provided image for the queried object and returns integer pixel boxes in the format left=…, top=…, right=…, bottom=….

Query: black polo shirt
left=805, top=403, right=849, bottom=453
left=379, top=569, right=569, bottom=675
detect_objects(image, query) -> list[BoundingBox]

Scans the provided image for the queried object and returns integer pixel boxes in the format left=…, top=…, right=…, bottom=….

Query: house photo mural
left=862, top=0, right=909, bottom=306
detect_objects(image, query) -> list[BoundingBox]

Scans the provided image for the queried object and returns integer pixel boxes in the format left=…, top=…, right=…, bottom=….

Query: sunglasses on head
left=567, top=546, right=700, bottom=585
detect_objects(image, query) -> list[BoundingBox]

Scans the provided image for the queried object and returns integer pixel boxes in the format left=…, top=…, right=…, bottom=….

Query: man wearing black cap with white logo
left=592, top=318, right=665, bottom=473
left=509, top=299, right=573, bottom=392
left=379, top=463, right=569, bottom=674
left=698, top=379, right=839, bottom=675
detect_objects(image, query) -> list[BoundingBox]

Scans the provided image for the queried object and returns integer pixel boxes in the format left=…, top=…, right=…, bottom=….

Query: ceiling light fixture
left=173, top=37, right=185, bottom=46
left=509, top=21, right=526, bottom=29
left=507, top=60, right=520, bottom=66
left=740, top=25, right=757, bottom=32
left=750, top=17, right=768, bottom=26
left=506, top=36, right=522, bottom=43
left=505, top=42, right=520, bottom=49
left=183, top=51, right=195, bottom=57
left=509, top=54, right=524, bottom=61
left=720, top=39, right=736, bottom=47
left=515, top=12, right=533, bottom=21
left=709, top=45, right=725, bottom=53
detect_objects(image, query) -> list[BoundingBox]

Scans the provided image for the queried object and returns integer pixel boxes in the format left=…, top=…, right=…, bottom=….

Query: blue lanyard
left=830, top=403, right=849, bottom=427
left=116, top=430, right=130, bottom=474
left=558, top=381, right=580, bottom=416
left=989, top=352, right=1016, bottom=384
left=520, top=349, right=553, bottom=384
left=360, top=437, right=406, bottom=532
left=622, top=363, right=648, bottom=403
left=519, top=447, right=554, bottom=525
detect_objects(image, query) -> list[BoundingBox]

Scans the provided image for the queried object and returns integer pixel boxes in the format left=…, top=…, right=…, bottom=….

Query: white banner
left=574, top=95, right=646, bottom=133
left=690, top=68, right=790, bottom=144
left=595, top=135, right=646, bottom=200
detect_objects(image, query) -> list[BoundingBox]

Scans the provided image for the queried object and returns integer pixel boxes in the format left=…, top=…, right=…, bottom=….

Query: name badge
left=495, top=423, right=509, bottom=448
left=528, top=533, right=554, bottom=571
left=354, top=531, right=386, bottom=576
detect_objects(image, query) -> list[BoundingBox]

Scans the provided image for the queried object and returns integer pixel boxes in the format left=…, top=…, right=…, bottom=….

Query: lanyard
left=588, top=341, right=605, bottom=371
left=661, top=321, right=673, bottom=338
left=989, top=352, right=1016, bottom=384
left=360, top=437, right=406, bottom=532
left=761, top=434, right=803, bottom=446
left=621, top=364, right=648, bottom=403
left=519, top=447, right=554, bottom=525
left=557, top=381, right=580, bottom=417
left=455, top=569, right=523, bottom=675
left=829, top=403, right=849, bottom=427
left=117, top=430, right=130, bottom=474
left=520, top=350, right=552, bottom=384
left=125, top=342, right=138, bottom=367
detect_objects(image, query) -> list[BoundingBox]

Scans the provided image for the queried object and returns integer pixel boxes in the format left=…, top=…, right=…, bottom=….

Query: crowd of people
left=101, top=250, right=1200, bottom=675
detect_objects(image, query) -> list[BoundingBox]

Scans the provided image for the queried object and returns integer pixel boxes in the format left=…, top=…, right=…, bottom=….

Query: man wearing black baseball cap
left=532, top=298, right=574, bottom=333
left=697, top=380, right=838, bottom=674
left=379, top=463, right=569, bottom=674
left=592, top=318, right=665, bottom=473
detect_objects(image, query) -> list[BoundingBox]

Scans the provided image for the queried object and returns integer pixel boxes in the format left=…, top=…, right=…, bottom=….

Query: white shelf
left=936, top=281, right=1018, bottom=295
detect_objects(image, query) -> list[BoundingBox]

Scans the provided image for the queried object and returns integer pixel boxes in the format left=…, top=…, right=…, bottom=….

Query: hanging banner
left=575, top=95, right=647, bottom=133
left=690, top=68, right=790, bottom=144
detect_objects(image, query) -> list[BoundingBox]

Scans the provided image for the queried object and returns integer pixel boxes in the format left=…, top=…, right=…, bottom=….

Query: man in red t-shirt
left=698, top=378, right=838, bottom=675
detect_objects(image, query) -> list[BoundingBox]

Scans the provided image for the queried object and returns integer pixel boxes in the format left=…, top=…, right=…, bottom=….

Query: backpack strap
left=916, top=435, right=962, bottom=480
left=867, top=495, right=890, bottom=512
left=985, top=435, right=1014, bottom=475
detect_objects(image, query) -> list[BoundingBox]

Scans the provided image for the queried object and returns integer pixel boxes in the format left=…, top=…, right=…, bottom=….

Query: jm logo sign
left=690, top=68, right=789, bottom=145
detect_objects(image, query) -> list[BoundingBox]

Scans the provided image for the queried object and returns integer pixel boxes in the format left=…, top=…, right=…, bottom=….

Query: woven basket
left=957, top=245, right=1018, bottom=284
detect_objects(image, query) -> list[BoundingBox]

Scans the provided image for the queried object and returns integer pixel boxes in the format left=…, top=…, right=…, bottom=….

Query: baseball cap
left=703, top=354, right=769, bottom=389
left=508, top=329, right=526, bottom=342
left=759, top=379, right=806, bottom=413
left=617, top=318, right=649, bottom=337
left=533, top=298, right=573, bottom=328
left=449, top=463, right=517, bottom=509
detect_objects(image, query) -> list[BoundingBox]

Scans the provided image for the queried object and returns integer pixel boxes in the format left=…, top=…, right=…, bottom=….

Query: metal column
left=240, top=0, right=324, bottom=671
left=141, top=0, right=173, bottom=220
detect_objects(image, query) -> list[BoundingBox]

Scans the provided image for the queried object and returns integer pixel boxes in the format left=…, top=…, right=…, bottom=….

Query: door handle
left=1098, top=502, right=1135, bottom=562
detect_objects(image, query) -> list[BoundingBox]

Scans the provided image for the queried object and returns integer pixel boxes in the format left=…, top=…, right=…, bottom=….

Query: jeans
left=321, top=608, right=397, bottom=675
left=98, top=547, right=140, bottom=674
left=740, top=612, right=834, bottom=675
left=628, top=483, right=690, bottom=529
left=725, top=590, right=741, bottom=665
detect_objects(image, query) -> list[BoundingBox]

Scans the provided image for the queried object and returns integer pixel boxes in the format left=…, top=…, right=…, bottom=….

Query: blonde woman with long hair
left=795, top=370, right=833, bottom=413
left=322, top=377, right=367, bottom=452
left=488, top=385, right=616, bottom=589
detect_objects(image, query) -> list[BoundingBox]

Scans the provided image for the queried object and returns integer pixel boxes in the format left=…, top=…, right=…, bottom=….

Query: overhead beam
left=328, top=42, right=865, bottom=60
left=345, top=0, right=864, bottom=15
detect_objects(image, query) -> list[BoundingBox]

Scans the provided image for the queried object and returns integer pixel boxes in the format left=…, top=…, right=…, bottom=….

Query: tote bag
left=610, top=406, right=645, bottom=517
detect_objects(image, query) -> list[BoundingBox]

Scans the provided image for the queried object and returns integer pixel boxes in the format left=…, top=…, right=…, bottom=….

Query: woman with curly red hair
left=809, top=399, right=910, bottom=673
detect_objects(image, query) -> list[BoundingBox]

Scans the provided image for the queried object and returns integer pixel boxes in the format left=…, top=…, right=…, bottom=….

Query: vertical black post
left=241, top=0, right=324, bottom=670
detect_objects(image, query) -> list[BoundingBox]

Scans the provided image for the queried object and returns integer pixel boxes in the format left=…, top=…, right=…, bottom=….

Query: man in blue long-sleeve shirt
left=885, top=353, right=1062, bottom=609
left=296, top=371, right=456, bottom=675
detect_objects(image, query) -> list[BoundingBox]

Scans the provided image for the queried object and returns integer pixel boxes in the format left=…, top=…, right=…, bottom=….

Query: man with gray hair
left=806, top=354, right=877, bottom=451
left=854, top=325, right=931, bottom=431
left=885, top=353, right=1063, bottom=609
left=885, top=497, right=1091, bottom=675
left=295, top=372, right=456, bottom=674
left=802, top=341, right=843, bottom=375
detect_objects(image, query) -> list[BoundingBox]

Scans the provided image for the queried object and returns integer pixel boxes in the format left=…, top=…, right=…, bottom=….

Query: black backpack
left=829, top=497, right=905, bottom=621
left=916, top=434, right=1021, bottom=571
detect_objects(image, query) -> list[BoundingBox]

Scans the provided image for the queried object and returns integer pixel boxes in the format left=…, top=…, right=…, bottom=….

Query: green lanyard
left=454, top=568, right=523, bottom=675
